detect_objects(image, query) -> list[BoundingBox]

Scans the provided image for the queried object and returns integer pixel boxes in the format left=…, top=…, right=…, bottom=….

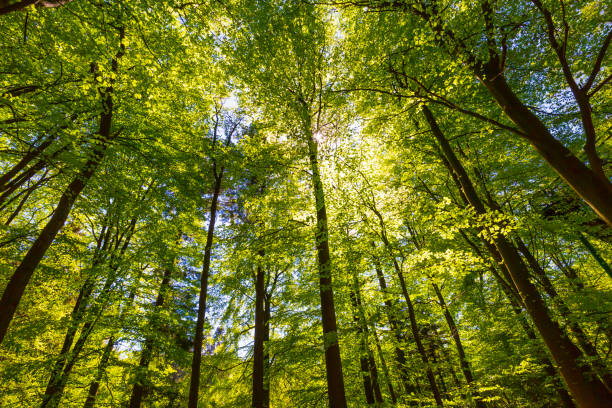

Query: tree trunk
left=515, top=238, right=612, bottom=391
left=423, top=105, right=610, bottom=407
left=84, top=267, right=143, bottom=408
left=349, top=287, right=375, bottom=405
left=0, top=0, right=73, bottom=16
left=458, top=230, right=576, bottom=408
left=373, top=218, right=443, bottom=406
left=252, top=251, right=268, bottom=408
left=354, top=283, right=383, bottom=404
left=305, top=128, right=347, bottom=408
left=578, top=233, right=612, bottom=279
left=188, top=171, right=223, bottom=408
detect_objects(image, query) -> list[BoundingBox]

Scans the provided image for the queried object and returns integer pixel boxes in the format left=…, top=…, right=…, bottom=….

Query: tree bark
left=305, top=124, right=347, bottom=408
left=252, top=251, right=268, bottom=408
left=188, top=171, right=223, bottom=408
left=0, top=0, right=73, bottom=16
left=0, top=29, right=123, bottom=345
left=372, top=213, right=443, bottom=406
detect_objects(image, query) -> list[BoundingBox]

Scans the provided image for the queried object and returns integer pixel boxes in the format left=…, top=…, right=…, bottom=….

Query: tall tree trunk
left=578, top=233, right=612, bottom=279
left=458, top=230, right=576, bottom=408
left=304, top=123, right=347, bottom=408
left=515, top=238, right=612, bottom=391
left=42, top=216, right=136, bottom=408
left=84, top=267, right=143, bottom=408
left=252, top=251, right=268, bottom=408
left=262, top=286, right=271, bottom=407
left=354, top=283, right=383, bottom=405
left=423, top=105, right=610, bottom=407
left=188, top=171, right=223, bottom=408
left=0, top=30, right=124, bottom=345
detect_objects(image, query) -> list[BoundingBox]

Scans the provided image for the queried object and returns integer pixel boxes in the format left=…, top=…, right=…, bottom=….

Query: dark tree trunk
left=354, top=283, right=383, bottom=404
left=305, top=127, right=347, bottom=408
left=0, top=0, right=73, bottom=16
left=84, top=267, right=143, bottom=408
left=42, top=217, right=136, bottom=408
left=262, top=287, right=271, bottom=406
left=349, top=287, right=375, bottom=405
left=373, top=215, right=443, bottom=406
left=515, top=238, right=612, bottom=391
left=423, top=105, right=610, bottom=407
left=0, top=132, right=58, bottom=191
left=458, top=230, right=576, bottom=408
left=188, top=171, right=223, bottom=408
left=578, top=233, right=612, bottom=279
left=252, top=251, right=268, bottom=408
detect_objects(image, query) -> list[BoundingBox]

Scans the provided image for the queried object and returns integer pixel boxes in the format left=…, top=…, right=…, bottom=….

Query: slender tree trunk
left=42, top=217, right=136, bottom=408
left=0, top=132, right=59, bottom=191
left=458, top=231, right=576, bottom=408
left=515, top=238, right=612, bottom=391
left=40, top=277, right=96, bottom=408
left=188, top=171, right=223, bottom=408
left=354, top=283, right=383, bottom=404
left=578, top=233, right=612, bottom=279
left=262, top=288, right=271, bottom=407
left=423, top=105, right=610, bottom=407
left=304, top=123, right=347, bottom=408
left=252, top=251, right=268, bottom=408
left=82, top=336, right=114, bottom=408
left=84, top=268, right=143, bottom=408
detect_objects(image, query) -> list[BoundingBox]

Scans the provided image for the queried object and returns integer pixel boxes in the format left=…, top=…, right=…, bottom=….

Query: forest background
left=0, top=0, right=611, bottom=407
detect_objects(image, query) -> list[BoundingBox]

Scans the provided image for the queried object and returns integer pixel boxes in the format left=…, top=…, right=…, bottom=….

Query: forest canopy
left=0, top=0, right=611, bottom=407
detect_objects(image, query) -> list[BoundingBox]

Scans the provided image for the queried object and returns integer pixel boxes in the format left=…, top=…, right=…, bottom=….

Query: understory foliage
left=0, top=1, right=610, bottom=407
